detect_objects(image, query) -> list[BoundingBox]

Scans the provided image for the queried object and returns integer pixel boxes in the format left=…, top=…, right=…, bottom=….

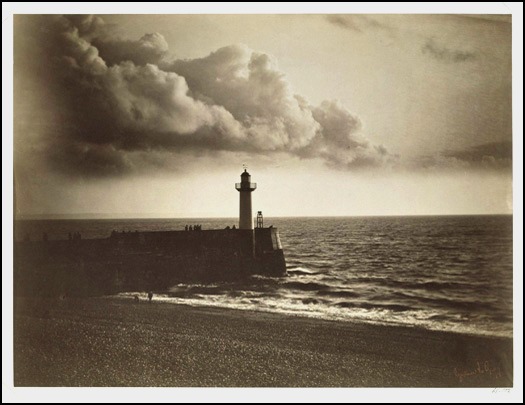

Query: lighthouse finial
left=243, top=163, right=247, bottom=172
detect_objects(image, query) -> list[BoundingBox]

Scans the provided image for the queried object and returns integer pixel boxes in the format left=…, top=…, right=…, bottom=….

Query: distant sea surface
left=15, top=215, right=513, bottom=337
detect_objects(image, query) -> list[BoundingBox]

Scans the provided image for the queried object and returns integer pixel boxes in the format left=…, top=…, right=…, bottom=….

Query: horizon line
left=14, top=213, right=513, bottom=220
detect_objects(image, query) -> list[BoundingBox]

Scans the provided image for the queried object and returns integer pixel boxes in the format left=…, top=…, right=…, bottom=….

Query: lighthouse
left=235, top=169, right=257, bottom=230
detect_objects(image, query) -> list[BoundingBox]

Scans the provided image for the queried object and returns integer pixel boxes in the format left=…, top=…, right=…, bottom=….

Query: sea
left=14, top=215, right=513, bottom=338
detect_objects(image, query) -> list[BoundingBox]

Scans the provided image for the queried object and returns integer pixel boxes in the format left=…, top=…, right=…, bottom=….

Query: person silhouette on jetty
left=148, top=291, right=153, bottom=302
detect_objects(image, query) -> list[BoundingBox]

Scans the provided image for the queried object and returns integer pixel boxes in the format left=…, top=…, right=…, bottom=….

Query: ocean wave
left=282, top=281, right=331, bottom=291
left=392, top=291, right=497, bottom=311
left=316, top=289, right=360, bottom=299
left=350, top=276, right=480, bottom=293
left=301, top=298, right=322, bottom=305
left=286, top=268, right=320, bottom=275
left=335, top=301, right=414, bottom=312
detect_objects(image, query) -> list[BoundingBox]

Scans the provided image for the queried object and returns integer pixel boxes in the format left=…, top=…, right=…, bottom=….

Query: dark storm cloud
left=422, top=38, right=477, bottom=63
left=326, top=15, right=392, bottom=33
left=442, top=141, right=512, bottom=169
left=411, top=141, right=512, bottom=171
left=327, top=15, right=362, bottom=32
left=62, top=14, right=105, bottom=38
left=50, top=142, right=132, bottom=177
left=18, top=15, right=391, bottom=177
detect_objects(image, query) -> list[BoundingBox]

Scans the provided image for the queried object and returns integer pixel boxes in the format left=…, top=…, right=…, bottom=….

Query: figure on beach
left=148, top=291, right=153, bottom=302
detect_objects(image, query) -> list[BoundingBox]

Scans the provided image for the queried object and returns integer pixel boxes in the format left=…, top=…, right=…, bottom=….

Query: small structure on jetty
left=14, top=170, right=287, bottom=296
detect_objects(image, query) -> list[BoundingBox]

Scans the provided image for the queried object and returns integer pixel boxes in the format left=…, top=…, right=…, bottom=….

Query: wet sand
left=14, top=297, right=513, bottom=387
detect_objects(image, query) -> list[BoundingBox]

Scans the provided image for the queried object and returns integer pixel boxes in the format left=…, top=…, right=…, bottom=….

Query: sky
left=12, top=12, right=515, bottom=218
left=4, top=7, right=524, bottom=404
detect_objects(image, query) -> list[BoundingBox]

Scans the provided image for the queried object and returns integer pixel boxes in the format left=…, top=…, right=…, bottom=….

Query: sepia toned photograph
left=6, top=4, right=521, bottom=397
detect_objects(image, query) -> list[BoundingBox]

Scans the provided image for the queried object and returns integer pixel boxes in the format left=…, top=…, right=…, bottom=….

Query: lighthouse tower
left=235, top=169, right=257, bottom=229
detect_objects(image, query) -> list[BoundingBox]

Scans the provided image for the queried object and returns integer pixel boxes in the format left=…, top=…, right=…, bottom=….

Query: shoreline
left=14, top=296, right=513, bottom=387
left=113, top=293, right=513, bottom=340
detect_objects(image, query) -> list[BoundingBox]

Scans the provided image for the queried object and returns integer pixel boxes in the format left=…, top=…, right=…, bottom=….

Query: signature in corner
left=492, top=388, right=511, bottom=394
left=454, top=361, right=502, bottom=383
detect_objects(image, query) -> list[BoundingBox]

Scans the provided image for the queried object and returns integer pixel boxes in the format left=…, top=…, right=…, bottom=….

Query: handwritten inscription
left=492, top=388, right=510, bottom=394
left=454, top=361, right=502, bottom=382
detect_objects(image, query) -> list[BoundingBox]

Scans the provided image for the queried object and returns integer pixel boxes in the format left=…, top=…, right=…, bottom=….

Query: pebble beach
left=14, top=296, right=513, bottom=387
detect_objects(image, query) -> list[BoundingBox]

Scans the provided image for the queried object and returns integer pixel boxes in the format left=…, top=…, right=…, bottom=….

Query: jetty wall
left=14, top=228, right=287, bottom=297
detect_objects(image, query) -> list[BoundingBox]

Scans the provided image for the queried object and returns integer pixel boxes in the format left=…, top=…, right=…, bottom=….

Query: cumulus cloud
left=422, top=38, right=477, bottom=63
left=299, top=101, right=368, bottom=167
left=94, top=33, right=169, bottom=66
left=168, top=45, right=320, bottom=151
left=17, top=15, right=390, bottom=177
